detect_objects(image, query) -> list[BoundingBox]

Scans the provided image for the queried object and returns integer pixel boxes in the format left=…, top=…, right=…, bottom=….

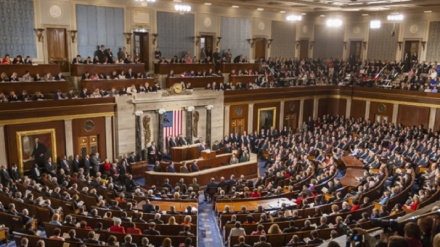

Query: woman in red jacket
left=109, top=218, right=126, bottom=233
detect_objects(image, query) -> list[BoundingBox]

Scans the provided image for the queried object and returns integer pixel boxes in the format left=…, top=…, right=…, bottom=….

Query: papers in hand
left=321, top=187, right=329, bottom=194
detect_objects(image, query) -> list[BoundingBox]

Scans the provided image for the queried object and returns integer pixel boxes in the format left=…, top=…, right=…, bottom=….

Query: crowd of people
left=72, top=45, right=141, bottom=65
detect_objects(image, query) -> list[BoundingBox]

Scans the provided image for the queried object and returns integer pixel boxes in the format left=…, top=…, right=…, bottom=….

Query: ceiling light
left=370, top=19, right=381, bottom=29
left=286, top=15, right=302, bottom=21
left=175, top=4, right=191, bottom=12
left=257, top=8, right=264, bottom=11
left=424, top=10, right=432, bottom=13
left=301, top=13, right=306, bottom=15
left=387, top=13, right=404, bottom=21
left=326, top=18, right=342, bottom=27
left=362, top=13, right=369, bottom=16
left=135, top=0, right=156, bottom=2
left=204, top=2, right=212, bottom=5
left=232, top=5, right=239, bottom=8
left=280, top=10, right=286, bottom=13
left=320, top=14, right=326, bottom=17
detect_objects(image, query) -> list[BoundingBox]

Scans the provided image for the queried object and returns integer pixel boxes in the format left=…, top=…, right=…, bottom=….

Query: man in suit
left=44, top=157, right=56, bottom=176
left=253, top=235, right=271, bottom=247
left=83, top=231, right=100, bottom=244
left=198, top=142, right=206, bottom=153
left=148, top=142, right=161, bottom=163
left=190, top=160, right=200, bottom=172
left=121, top=234, right=137, bottom=247
left=178, top=225, right=194, bottom=236
left=283, top=220, right=298, bottom=233
left=0, top=165, right=11, bottom=186
left=224, top=49, right=232, bottom=63
left=180, top=162, right=189, bottom=173
left=31, top=163, right=41, bottom=183
left=58, top=155, right=70, bottom=174
left=82, top=154, right=91, bottom=175
left=307, top=230, right=324, bottom=244
left=71, top=154, right=80, bottom=174
left=142, top=199, right=156, bottom=213
left=96, top=45, right=106, bottom=63
left=178, top=135, right=188, bottom=146
left=31, top=138, right=47, bottom=167
left=166, top=163, right=176, bottom=173
left=143, top=222, right=160, bottom=235
left=9, top=164, right=20, bottom=182
left=90, top=152, right=102, bottom=177
left=317, top=216, right=329, bottom=229
left=125, top=68, right=136, bottom=79
left=233, top=235, right=250, bottom=247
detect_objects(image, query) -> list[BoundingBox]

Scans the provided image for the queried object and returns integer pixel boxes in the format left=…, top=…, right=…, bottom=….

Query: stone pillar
left=134, top=111, right=143, bottom=159
left=429, top=107, right=436, bottom=130
left=248, top=103, right=254, bottom=134
left=345, top=98, right=352, bottom=118
left=206, top=105, right=213, bottom=147
left=298, top=99, right=304, bottom=129
left=313, top=97, right=319, bottom=119
left=224, top=105, right=230, bottom=135
left=186, top=106, right=194, bottom=143
left=365, top=101, right=371, bottom=120
left=64, top=120, right=74, bottom=159
left=279, top=101, right=285, bottom=130
left=392, top=104, right=399, bottom=124
left=105, top=116, right=114, bottom=160
left=158, top=109, right=165, bottom=153
left=0, top=125, right=6, bottom=167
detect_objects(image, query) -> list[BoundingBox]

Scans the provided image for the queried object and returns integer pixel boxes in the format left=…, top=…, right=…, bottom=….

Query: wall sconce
left=310, top=41, right=314, bottom=50
left=267, top=39, right=273, bottom=48
left=68, top=30, right=77, bottom=43
left=421, top=41, right=426, bottom=51
left=195, top=36, right=201, bottom=45
left=296, top=40, right=300, bottom=48
left=246, top=38, right=256, bottom=47
left=124, top=32, right=132, bottom=44
left=152, top=33, right=158, bottom=45
left=34, top=28, right=45, bottom=42
left=397, top=41, right=403, bottom=51
left=216, top=36, right=222, bottom=46
left=362, top=41, right=367, bottom=50
left=343, top=41, right=347, bottom=50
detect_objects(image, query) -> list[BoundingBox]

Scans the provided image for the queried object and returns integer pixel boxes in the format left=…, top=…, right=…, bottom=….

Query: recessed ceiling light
left=280, top=10, right=286, bottom=13
left=362, top=13, right=369, bottom=16
left=257, top=8, right=264, bottom=11
left=204, top=2, right=212, bottom=5
left=424, top=10, right=432, bottom=13
left=232, top=5, right=239, bottom=8
left=320, top=14, right=326, bottom=17
left=301, top=13, right=307, bottom=15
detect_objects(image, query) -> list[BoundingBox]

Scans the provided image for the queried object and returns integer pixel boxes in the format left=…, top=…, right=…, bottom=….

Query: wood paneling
left=397, top=105, right=429, bottom=128
left=0, top=81, right=70, bottom=94
left=254, top=38, right=266, bottom=59
left=154, top=64, right=215, bottom=75
left=318, top=98, right=346, bottom=117
left=71, top=64, right=146, bottom=77
left=217, top=63, right=261, bottom=74
left=82, top=79, right=154, bottom=91
left=284, top=100, right=300, bottom=130
left=369, top=101, right=393, bottom=123
left=230, top=104, right=248, bottom=135
left=72, top=117, right=107, bottom=159
left=351, top=99, right=366, bottom=120
left=0, top=64, right=60, bottom=77
left=166, top=76, right=223, bottom=88
left=435, top=109, right=440, bottom=131
left=299, top=40, right=309, bottom=60
left=5, top=121, right=66, bottom=171
left=303, top=99, right=314, bottom=122
left=253, top=102, right=280, bottom=132
left=46, top=28, right=69, bottom=72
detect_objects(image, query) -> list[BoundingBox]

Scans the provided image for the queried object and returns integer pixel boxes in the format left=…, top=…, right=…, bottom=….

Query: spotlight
left=326, top=18, right=342, bottom=27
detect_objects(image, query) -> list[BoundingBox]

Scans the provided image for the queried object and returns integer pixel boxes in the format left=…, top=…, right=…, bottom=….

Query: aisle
left=197, top=195, right=223, bottom=247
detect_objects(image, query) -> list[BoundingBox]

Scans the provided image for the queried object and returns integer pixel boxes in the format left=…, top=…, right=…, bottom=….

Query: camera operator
left=351, top=227, right=393, bottom=247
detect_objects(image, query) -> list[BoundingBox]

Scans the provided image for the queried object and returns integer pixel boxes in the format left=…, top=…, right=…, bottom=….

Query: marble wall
left=115, top=90, right=224, bottom=155
left=271, top=21, right=296, bottom=58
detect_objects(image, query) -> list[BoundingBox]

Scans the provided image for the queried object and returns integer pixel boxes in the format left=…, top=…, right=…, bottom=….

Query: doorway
left=230, top=118, right=246, bottom=135
left=254, top=38, right=266, bottom=60
left=349, top=41, right=362, bottom=64
left=299, top=40, right=309, bottom=60
left=133, top=32, right=149, bottom=70
left=46, top=28, right=69, bottom=72
left=78, top=136, right=99, bottom=157
left=403, top=40, right=419, bottom=72
left=200, top=35, right=214, bottom=60
left=284, top=113, right=298, bottom=131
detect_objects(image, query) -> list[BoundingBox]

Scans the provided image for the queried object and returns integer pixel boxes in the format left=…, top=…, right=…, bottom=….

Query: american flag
left=163, top=110, right=183, bottom=148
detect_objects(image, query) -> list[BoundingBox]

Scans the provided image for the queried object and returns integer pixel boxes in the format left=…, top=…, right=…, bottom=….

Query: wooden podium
left=170, top=144, right=200, bottom=162
left=339, top=156, right=365, bottom=187
left=201, top=150, right=216, bottom=160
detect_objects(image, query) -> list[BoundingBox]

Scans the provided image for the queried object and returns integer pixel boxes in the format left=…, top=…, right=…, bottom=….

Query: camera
left=371, top=219, right=399, bottom=230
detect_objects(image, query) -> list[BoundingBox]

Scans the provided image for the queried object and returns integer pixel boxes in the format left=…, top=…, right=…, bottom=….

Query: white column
left=105, top=116, right=114, bottom=160
left=365, top=101, right=371, bottom=120
left=429, top=107, right=436, bottom=130
left=279, top=101, right=285, bottom=130
left=248, top=103, right=254, bottom=134
left=0, top=125, right=6, bottom=166
left=224, top=105, right=230, bottom=135
left=313, top=97, right=319, bottom=119
left=64, top=120, right=74, bottom=159
left=298, top=99, right=304, bottom=129
left=345, top=98, right=352, bottom=118
left=392, top=104, right=399, bottom=124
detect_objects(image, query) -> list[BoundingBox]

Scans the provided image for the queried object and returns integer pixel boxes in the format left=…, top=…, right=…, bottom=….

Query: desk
left=165, top=76, right=223, bottom=88
left=0, top=81, right=70, bottom=94
left=171, top=144, right=200, bottom=162
left=71, top=64, right=146, bottom=76
left=135, top=200, right=198, bottom=212
left=339, top=156, right=365, bottom=187
left=217, top=63, right=261, bottom=74
left=81, top=78, right=154, bottom=91
left=160, top=153, right=232, bottom=172
left=216, top=197, right=295, bottom=213
left=144, top=160, right=258, bottom=188
left=154, top=63, right=215, bottom=74
left=201, top=150, right=216, bottom=160
left=0, top=64, right=60, bottom=76
left=130, top=161, right=148, bottom=178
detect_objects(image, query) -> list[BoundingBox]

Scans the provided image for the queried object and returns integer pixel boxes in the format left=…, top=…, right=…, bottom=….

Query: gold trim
left=225, top=96, right=315, bottom=105
left=0, top=112, right=114, bottom=125
left=257, top=107, right=276, bottom=131
left=0, top=103, right=115, bottom=113
left=16, top=129, right=57, bottom=177
left=352, top=97, right=440, bottom=109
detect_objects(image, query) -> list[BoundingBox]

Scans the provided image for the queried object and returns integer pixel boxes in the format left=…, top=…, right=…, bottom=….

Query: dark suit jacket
left=233, top=243, right=251, bottom=247
left=44, top=162, right=56, bottom=175
left=0, top=169, right=10, bottom=185
left=121, top=243, right=137, bottom=247
left=143, top=229, right=160, bottom=235
left=142, top=203, right=156, bottom=213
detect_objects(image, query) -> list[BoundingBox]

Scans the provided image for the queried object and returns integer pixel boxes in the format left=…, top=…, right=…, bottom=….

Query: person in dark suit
left=178, top=135, right=188, bottom=146
left=121, top=234, right=137, bottom=247
left=58, top=155, right=70, bottom=174
left=79, top=88, right=88, bottom=98
left=54, top=72, right=66, bottom=81
left=44, top=157, right=56, bottom=176
left=31, top=138, right=47, bottom=167
left=168, top=136, right=177, bottom=148
left=53, top=90, right=65, bottom=100
left=143, top=222, right=160, bottom=235
left=178, top=225, right=194, bottom=236
left=147, top=142, right=162, bottom=163
left=82, top=154, right=91, bottom=175
left=307, top=230, right=324, bottom=244
left=9, top=163, right=20, bottom=182
left=166, top=163, right=176, bottom=173
left=283, top=221, right=298, bottom=233
left=142, top=199, right=156, bottom=213
left=66, top=229, right=83, bottom=243
left=31, top=163, right=41, bottom=183
left=233, top=236, right=251, bottom=247
left=253, top=235, right=271, bottom=247
left=190, top=160, right=200, bottom=172
left=0, top=165, right=11, bottom=186
left=118, top=160, right=129, bottom=184
left=83, top=230, right=100, bottom=244
left=71, top=154, right=80, bottom=174
left=96, top=45, right=106, bottom=63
